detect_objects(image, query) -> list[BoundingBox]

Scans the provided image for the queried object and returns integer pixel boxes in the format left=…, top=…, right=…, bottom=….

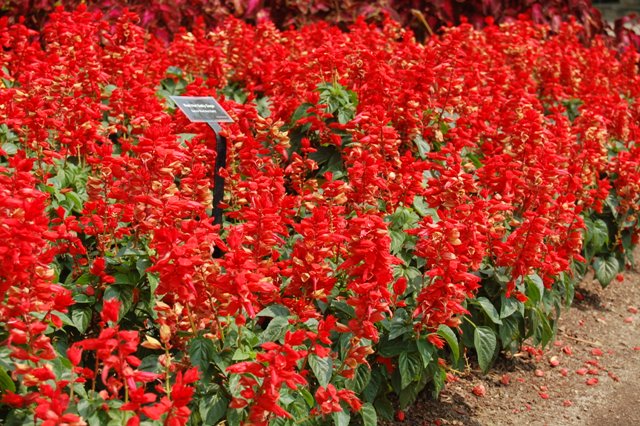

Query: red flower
left=101, top=299, right=121, bottom=324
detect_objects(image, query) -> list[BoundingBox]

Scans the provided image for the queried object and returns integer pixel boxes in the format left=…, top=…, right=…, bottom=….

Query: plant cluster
left=0, top=0, right=615, bottom=43
left=1, top=6, right=639, bottom=426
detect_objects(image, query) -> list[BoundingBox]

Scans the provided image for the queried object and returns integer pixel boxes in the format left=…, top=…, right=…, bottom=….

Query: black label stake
left=209, top=121, right=226, bottom=228
left=170, top=96, right=232, bottom=258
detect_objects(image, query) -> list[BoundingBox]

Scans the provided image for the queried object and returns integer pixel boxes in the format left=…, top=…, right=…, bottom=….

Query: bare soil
left=394, top=265, right=640, bottom=426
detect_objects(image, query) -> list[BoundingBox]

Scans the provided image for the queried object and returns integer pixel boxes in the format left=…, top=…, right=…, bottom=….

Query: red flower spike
left=427, top=333, right=446, bottom=349
left=101, top=299, right=121, bottom=324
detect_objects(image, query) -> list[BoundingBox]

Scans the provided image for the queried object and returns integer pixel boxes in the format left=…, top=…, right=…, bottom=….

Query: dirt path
left=398, top=265, right=640, bottom=425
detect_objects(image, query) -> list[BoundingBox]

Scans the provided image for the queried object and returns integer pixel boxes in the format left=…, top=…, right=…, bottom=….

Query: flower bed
left=0, top=7, right=639, bottom=425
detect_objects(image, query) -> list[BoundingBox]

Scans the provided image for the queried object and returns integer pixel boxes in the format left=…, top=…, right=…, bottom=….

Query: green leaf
left=390, top=229, right=406, bottom=254
left=498, top=315, right=520, bottom=349
left=106, top=408, right=133, bottom=426
left=51, top=311, right=74, bottom=328
left=593, top=255, right=620, bottom=288
left=299, top=387, right=315, bottom=408
left=64, top=191, right=84, bottom=212
left=399, top=351, right=422, bottom=389
left=374, top=395, right=394, bottom=420
left=429, top=363, right=447, bottom=397
left=587, top=218, right=609, bottom=251
left=337, top=109, right=351, bottom=125
left=72, top=308, right=92, bottom=333
left=362, top=369, right=381, bottom=403
left=113, top=270, right=138, bottom=286
left=332, top=409, right=350, bottom=426
left=378, top=336, right=412, bottom=357
left=76, top=398, right=95, bottom=419
left=413, top=196, right=436, bottom=218
left=309, top=145, right=344, bottom=175
left=166, top=66, right=183, bottom=77
left=138, top=355, right=159, bottom=373
left=347, top=364, right=371, bottom=393
left=533, top=308, right=555, bottom=347
left=199, top=394, right=228, bottom=425
left=389, top=206, right=420, bottom=229
left=413, top=134, right=430, bottom=159
left=258, top=316, right=290, bottom=344
left=135, top=258, right=151, bottom=277
left=1, top=142, right=18, bottom=155
left=189, top=337, right=215, bottom=374
left=474, top=297, right=502, bottom=324
left=386, top=308, right=410, bottom=340
left=308, top=354, right=332, bottom=387
left=399, top=375, right=427, bottom=409
left=256, top=305, right=289, bottom=317
left=474, top=326, right=497, bottom=374
left=226, top=408, right=242, bottom=426
left=437, top=324, right=459, bottom=363
left=525, top=273, right=544, bottom=304
left=500, top=294, right=520, bottom=319
left=231, top=348, right=254, bottom=361
left=465, top=152, right=483, bottom=168
left=0, top=365, right=15, bottom=393
left=416, top=338, right=434, bottom=367
left=289, top=102, right=314, bottom=126
left=361, top=402, right=377, bottom=426
left=331, top=300, right=356, bottom=318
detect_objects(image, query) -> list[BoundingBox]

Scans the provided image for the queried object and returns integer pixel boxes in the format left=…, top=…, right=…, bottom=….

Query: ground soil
left=395, top=260, right=640, bottom=426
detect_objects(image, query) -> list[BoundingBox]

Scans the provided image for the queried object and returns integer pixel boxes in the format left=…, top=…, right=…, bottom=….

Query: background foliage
left=0, top=0, right=626, bottom=42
